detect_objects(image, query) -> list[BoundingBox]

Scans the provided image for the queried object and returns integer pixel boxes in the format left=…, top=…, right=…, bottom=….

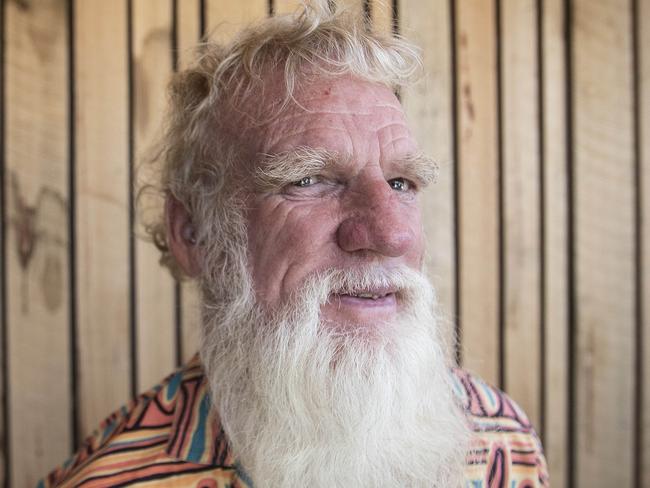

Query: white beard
left=200, top=265, right=471, bottom=488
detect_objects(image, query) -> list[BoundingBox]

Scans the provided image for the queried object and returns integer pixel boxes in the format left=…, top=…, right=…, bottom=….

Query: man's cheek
left=281, top=205, right=337, bottom=245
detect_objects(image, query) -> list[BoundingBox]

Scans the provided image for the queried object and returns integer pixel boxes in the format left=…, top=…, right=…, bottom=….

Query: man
left=42, top=2, right=548, bottom=487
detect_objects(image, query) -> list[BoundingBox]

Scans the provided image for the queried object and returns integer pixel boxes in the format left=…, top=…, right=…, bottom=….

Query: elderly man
left=43, top=3, right=548, bottom=487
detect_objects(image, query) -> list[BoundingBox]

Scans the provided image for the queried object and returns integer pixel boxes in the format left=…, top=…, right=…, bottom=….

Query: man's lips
left=321, top=286, right=400, bottom=327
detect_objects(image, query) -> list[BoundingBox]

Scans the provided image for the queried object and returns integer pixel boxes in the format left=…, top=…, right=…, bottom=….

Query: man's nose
left=336, top=178, right=416, bottom=257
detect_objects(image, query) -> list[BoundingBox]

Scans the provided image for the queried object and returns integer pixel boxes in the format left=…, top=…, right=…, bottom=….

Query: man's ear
left=166, top=196, right=201, bottom=277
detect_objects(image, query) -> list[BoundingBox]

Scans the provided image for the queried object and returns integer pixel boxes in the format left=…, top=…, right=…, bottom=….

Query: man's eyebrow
left=253, top=147, right=341, bottom=191
left=396, top=153, right=439, bottom=187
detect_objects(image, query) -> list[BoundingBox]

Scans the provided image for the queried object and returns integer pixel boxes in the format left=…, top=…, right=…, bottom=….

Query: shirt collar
left=164, top=356, right=254, bottom=487
left=164, top=355, right=235, bottom=467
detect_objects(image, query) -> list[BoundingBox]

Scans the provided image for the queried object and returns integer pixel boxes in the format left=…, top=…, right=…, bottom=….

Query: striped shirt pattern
left=41, top=356, right=549, bottom=487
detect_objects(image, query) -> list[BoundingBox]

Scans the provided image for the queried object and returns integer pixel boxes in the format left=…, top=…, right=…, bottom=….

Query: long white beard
left=200, top=265, right=471, bottom=487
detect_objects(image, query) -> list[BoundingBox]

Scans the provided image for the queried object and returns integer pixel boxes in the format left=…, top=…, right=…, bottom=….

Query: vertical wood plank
left=370, top=0, right=393, bottom=34
left=273, top=0, right=302, bottom=15
left=1, top=0, right=6, bottom=483
left=177, top=0, right=201, bottom=69
left=501, top=0, right=541, bottom=430
left=5, top=0, right=71, bottom=484
left=455, top=0, right=500, bottom=385
left=640, top=0, right=650, bottom=485
left=205, top=0, right=267, bottom=41
left=542, top=0, right=568, bottom=485
left=75, top=0, right=130, bottom=437
left=400, top=0, right=456, bottom=354
left=574, top=0, right=635, bottom=485
left=133, top=0, right=176, bottom=390
left=176, top=0, right=203, bottom=364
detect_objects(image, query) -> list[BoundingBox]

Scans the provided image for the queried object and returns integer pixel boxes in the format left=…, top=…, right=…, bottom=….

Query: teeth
left=351, top=292, right=382, bottom=299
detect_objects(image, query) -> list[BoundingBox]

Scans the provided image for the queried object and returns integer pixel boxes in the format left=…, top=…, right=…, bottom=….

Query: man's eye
left=293, top=176, right=318, bottom=187
left=388, top=178, right=413, bottom=192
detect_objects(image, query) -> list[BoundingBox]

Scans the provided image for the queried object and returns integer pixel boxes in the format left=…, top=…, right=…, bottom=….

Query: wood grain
left=640, top=0, right=650, bottom=485
left=574, top=0, right=635, bottom=485
left=501, top=0, right=541, bottom=431
left=177, top=0, right=201, bottom=69
left=273, top=0, right=302, bottom=15
left=541, top=0, right=568, bottom=485
left=75, top=0, right=131, bottom=438
left=400, top=0, right=456, bottom=357
left=5, top=0, right=71, bottom=483
left=455, top=0, right=500, bottom=385
left=205, top=0, right=267, bottom=42
left=133, top=0, right=176, bottom=391
left=369, top=0, right=390, bottom=34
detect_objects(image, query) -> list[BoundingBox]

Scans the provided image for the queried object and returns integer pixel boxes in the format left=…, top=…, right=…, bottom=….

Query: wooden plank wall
left=573, top=1, right=635, bottom=485
left=0, top=1, right=647, bottom=487
left=5, top=1, right=71, bottom=483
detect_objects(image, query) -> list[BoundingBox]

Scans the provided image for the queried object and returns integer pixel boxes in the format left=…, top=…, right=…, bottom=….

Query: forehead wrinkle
left=266, top=126, right=354, bottom=145
left=254, top=90, right=406, bottom=120
left=374, top=121, right=412, bottom=134
left=258, top=105, right=407, bottom=130
left=293, top=82, right=402, bottom=102
left=263, top=117, right=411, bottom=155
left=280, top=103, right=406, bottom=117
left=379, top=134, right=417, bottom=154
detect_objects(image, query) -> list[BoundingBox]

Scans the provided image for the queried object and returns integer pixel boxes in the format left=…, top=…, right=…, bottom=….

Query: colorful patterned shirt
left=41, top=356, right=549, bottom=487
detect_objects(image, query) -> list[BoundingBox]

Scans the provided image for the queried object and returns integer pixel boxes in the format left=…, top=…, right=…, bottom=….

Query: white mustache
left=300, top=265, right=432, bottom=307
